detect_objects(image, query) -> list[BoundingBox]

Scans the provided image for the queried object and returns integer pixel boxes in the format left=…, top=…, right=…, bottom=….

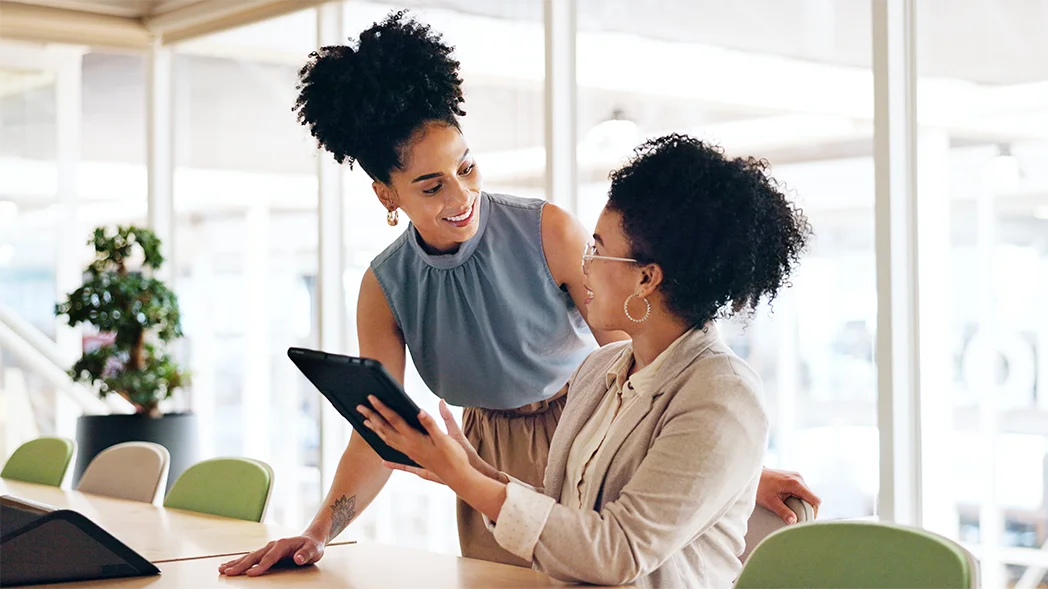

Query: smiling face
left=374, top=121, right=484, bottom=253
left=581, top=207, right=648, bottom=332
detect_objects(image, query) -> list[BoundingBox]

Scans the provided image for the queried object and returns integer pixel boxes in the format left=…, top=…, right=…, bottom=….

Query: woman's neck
left=628, top=314, right=691, bottom=375
left=414, top=229, right=461, bottom=255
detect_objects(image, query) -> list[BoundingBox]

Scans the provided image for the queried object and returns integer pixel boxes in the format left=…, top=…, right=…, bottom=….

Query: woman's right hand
left=383, top=400, right=498, bottom=483
left=218, top=533, right=325, bottom=577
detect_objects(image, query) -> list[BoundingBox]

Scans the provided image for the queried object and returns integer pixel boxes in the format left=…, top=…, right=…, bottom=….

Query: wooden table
left=0, top=478, right=296, bottom=563
left=25, top=542, right=610, bottom=588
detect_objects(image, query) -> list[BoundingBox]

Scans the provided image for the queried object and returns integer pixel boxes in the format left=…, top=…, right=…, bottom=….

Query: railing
left=0, top=300, right=133, bottom=415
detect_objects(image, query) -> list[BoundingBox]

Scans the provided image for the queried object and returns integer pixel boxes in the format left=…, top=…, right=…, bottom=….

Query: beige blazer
left=527, top=325, right=769, bottom=588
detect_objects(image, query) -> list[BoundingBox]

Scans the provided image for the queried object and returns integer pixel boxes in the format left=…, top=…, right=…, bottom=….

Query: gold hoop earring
left=387, top=209, right=399, bottom=226
left=624, top=294, right=651, bottom=323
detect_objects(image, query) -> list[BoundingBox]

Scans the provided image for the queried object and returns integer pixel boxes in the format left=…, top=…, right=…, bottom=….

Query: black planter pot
left=73, top=413, right=199, bottom=493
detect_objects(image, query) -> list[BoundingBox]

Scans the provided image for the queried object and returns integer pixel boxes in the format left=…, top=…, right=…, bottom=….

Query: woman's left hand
left=358, top=396, right=471, bottom=484
left=756, top=467, right=822, bottom=523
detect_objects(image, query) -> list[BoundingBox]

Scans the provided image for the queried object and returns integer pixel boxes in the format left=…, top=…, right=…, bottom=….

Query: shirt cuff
left=483, top=481, right=556, bottom=563
left=502, top=472, right=534, bottom=489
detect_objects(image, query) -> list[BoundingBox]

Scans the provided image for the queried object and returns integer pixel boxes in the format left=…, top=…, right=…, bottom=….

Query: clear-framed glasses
left=581, top=240, right=638, bottom=275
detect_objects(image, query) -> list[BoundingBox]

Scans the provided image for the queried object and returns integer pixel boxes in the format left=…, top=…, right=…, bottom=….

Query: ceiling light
left=983, top=144, right=1023, bottom=191
left=582, top=107, right=640, bottom=159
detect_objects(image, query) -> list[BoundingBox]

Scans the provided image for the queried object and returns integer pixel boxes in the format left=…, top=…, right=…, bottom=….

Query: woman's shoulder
left=671, top=341, right=767, bottom=418
left=484, top=191, right=547, bottom=212
left=369, top=229, right=412, bottom=272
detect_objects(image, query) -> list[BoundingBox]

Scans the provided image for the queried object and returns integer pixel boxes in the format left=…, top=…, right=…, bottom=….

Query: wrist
left=445, top=461, right=485, bottom=492
left=303, top=525, right=329, bottom=545
left=471, top=455, right=498, bottom=480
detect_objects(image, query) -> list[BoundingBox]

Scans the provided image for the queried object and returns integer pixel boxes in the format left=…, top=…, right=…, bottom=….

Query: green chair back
left=736, top=521, right=976, bottom=589
left=1, top=437, right=76, bottom=487
left=163, top=457, right=273, bottom=522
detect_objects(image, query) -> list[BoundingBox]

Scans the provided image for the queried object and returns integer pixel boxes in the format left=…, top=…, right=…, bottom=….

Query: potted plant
left=56, top=226, right=197, bottom=490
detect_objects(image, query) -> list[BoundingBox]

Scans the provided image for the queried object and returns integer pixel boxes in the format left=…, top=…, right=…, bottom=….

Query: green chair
left=736, top=521, right=978, bottom=589
left=1, top=437, right=76, bottom=487
left=163, top=457, right=273, bottom=522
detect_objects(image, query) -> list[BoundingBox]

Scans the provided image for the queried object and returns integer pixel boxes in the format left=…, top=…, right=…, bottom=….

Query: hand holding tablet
left=287, top=347, right=426, bottom=467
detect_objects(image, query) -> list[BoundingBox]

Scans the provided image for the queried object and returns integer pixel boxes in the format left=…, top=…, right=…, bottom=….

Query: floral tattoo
left=328, top=495, right=357, bottom=540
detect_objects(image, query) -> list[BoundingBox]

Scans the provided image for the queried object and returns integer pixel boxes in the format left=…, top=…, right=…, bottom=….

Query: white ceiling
left=398, top=0, right=1048, bottom=85
left=5, top=0, right=205, bottom=19
left=7, top=0, right=1048, bottom=83
left=0, top=0, right=332, bottom=47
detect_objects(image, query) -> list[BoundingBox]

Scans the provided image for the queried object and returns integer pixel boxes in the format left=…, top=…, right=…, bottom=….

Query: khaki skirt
left=456, top=390, right=567, bottom=567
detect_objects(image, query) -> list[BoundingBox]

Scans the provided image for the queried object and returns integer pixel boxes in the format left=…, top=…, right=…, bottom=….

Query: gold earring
left=387, top=209, right=399, bottom=226
left=624, top=293, right=651, bottom=323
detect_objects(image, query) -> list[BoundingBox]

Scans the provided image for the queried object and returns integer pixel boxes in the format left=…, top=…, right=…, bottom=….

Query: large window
left=0, top=64, right=59, bottom=331
left=0, top=46, right=149, bottom=451
left=916, top=2, right=1048, bottom=586
left=0, top=60, right=61, bottom=454
left=171, top=9, right=322, bottom=530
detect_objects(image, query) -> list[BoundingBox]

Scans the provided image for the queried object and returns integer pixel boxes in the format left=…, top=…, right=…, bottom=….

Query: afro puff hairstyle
left=606, top=134, right=811, bottom=328
left=293, top=10, right=465, bottom=184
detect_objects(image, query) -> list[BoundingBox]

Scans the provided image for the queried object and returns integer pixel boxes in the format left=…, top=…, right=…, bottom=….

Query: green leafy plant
left=55, top=226, right=187, bottom=417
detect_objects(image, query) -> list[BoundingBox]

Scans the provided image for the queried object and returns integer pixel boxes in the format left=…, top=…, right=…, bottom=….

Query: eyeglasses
left=581, top=240, right=638, bottom=275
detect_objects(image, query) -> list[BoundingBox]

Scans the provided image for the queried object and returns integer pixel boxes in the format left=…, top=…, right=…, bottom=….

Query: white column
left=187, top=219, right=216, bottom=458
left=316, top=1, right=348, bottom=493
left=914, top=128, right=956, bottom=538
left=871, top=0, right=922, bottom=527
left=1038, top=257, right=1048, bottom=412
left=544, top=0, right=577, bottom=212
left=146, top=39, right=175, bottom=282
left=974, top=165, right=1004, bottom=589
left=54, top=48, right=83, bottom=436
left=242, top=205, right=271, bottom=463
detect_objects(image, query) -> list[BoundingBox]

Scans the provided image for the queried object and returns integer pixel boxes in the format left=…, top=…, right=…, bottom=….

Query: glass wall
left=0, top=65, right=59, bottom=331
left=171, top=9, right=322, bottom=530
left=916, top=1, right=1048, bottom=586
left=0, top=47, right=149, bottom=453
left=0, top=61, right=61, bottom=455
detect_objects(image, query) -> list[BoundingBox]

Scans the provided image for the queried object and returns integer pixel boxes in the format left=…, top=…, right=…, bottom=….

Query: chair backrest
left=0, top=437, right=76, bottom=487
left=735, top=521, right=978, bottom=589
left=163, top=457, right=273, bottom=522
left=741, top=496, right=815, bottom=562
left=77, top=442, right=170, bottom=503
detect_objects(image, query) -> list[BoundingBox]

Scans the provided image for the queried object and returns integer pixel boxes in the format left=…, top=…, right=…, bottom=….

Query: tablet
left=1, top=495, right=160, bottom=586
left=288, top=347, right=424, bottom=467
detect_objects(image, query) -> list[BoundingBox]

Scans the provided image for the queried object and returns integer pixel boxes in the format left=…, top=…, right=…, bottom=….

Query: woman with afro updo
left=220, top=10, right=818, bottom=577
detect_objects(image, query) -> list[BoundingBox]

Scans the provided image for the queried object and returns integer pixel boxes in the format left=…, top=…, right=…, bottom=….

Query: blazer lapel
left=580, top=390, right=657, bottom=509
left=580, top=324, right=723, bottom=508
left=543, top=346, right=629, bottom=500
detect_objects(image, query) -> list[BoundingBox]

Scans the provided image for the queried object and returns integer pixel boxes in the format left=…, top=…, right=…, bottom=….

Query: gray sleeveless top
left=370, top=192, right=594, bottom=410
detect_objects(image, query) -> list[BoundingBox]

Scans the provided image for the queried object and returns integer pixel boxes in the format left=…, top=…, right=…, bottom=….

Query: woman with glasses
left=220, top=11, right=816, bottom=577
left=362, top=133, right=811, bottom=588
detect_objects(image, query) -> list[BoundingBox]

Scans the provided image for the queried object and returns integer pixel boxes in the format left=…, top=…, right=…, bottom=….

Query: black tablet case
left=0, top=495, right=160, bottom=586
left=288, top=347, right=426, bottom=467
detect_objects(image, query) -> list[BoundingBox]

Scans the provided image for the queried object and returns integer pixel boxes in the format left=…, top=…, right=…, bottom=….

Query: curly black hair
left=606, top=134, right=811, bottom=327
left=293, top=10, right=465, bottom=183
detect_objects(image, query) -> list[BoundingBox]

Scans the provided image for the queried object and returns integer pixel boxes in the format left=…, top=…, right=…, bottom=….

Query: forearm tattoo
left=328, top=495, right=357, bottom=541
